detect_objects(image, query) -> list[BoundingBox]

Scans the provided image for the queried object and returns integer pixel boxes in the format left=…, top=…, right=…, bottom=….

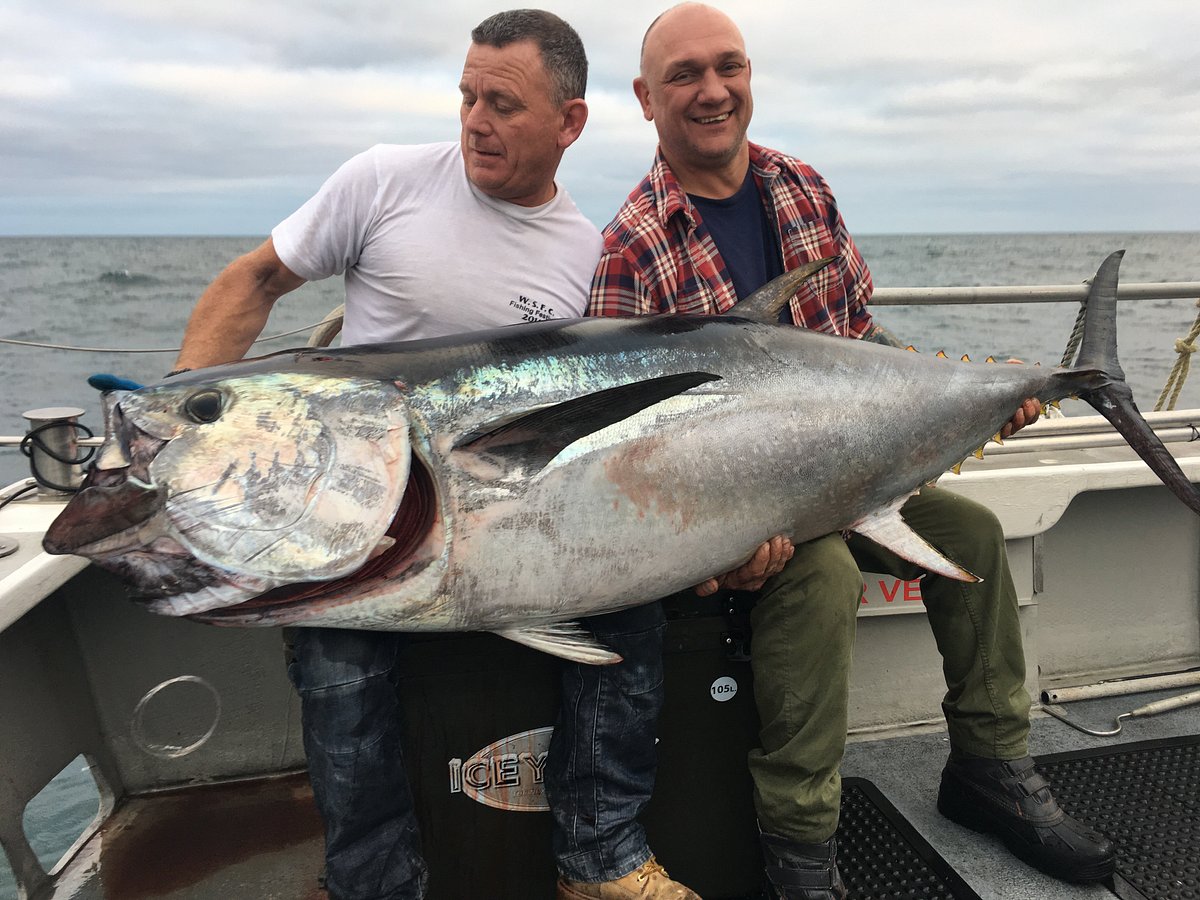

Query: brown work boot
left=556, top=856, right=702, bottom=899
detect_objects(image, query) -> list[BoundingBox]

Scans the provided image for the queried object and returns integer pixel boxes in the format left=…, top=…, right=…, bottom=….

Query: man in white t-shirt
left=172, top=10, right=700, bottom=900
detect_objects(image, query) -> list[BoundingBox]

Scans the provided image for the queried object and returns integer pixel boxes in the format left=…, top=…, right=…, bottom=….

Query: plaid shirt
left=587, top=143, right=874, bottom=338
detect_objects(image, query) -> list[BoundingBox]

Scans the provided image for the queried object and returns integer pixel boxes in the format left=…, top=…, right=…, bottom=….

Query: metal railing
left=871, top=281, right=1200, bottom=305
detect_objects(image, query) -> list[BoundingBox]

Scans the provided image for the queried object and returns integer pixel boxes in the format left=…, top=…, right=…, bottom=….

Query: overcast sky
left=3, top=0, right=1197, bottom=236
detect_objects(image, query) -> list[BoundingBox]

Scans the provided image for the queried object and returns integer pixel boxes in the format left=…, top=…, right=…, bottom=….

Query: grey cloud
left=3, top=0, right=1200, bottom=234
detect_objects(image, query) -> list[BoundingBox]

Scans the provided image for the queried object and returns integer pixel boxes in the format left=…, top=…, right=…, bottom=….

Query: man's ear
left=633, top=76, right=654, bottom=122
left=558, top=98, right=589, bottom=149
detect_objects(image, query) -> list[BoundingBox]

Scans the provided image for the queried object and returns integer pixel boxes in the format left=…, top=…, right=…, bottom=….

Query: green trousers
left=747, top=484, right=1031, bottom=842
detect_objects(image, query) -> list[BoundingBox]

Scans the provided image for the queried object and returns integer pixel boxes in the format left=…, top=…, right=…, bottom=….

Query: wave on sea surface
left=98, top=269, right=161, bottom=286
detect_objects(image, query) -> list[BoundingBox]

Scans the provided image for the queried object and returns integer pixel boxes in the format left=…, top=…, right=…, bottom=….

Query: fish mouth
left=43, top=411, right=171, bottom=559
left=187, top=456, right=441, bottom=623
left=44, top=465, right=263, bottom=614
left=43, top=478, right=165, bottom=557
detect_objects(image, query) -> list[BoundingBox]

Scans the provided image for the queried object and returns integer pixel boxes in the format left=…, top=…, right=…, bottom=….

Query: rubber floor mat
left=836, top=777, right=982, bottom=900
left=1036, top=735, right=1200, bottom=900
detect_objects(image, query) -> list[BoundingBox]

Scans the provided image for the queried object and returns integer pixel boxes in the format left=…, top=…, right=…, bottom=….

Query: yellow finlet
left=936, top=350, right=948, bottom=359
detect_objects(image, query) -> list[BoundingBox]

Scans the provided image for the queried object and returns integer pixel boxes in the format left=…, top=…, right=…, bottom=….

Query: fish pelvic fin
left=1055, top=251, right=1200, bottom=516
left=851, top=497, right=981, bottom=583
left=723, top=257, right=837, bottom=323
left=496, top=622, right=623, bottom=664
left=454, top=371, right=720, bottom=472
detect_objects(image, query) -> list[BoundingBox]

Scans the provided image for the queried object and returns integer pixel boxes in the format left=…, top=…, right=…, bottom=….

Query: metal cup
left=22, top=407, right=87, bottom=494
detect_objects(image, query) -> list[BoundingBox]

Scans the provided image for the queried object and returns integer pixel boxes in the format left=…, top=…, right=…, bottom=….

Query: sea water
left=2, top=232, right=1198, bottom=486
left=0, top=232, right=1197, bottom=896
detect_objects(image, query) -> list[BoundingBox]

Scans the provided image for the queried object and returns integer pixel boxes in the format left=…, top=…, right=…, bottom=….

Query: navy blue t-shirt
left=689, top=170, right=785, bottom=316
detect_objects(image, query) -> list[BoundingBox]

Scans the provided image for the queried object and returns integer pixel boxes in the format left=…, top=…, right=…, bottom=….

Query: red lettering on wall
left=861, top=578, right=925, bottom=607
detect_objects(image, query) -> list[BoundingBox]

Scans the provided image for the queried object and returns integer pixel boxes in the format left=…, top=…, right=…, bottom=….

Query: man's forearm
left=863, top=321, right=907, bottom=349
left=174, top=275, right=273, bottom=369
left=174, top=239, right=304, bottom=370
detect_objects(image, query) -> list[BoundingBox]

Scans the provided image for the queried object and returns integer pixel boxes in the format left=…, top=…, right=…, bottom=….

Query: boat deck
left=48, top=774, right=325, bottom=900
left=26, top=684, right=1199, bottom=900
left=843, top=687, right=1200, bottom=900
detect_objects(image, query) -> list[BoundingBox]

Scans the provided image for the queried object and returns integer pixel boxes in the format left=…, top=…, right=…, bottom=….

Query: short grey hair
left=471, top=9, right=588, bottom=105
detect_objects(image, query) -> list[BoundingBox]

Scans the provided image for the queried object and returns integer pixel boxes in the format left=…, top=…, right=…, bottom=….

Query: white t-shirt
left=272, top=142, right=603, bottom=345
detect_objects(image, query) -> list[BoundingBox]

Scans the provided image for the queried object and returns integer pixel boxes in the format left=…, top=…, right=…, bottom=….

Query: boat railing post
left=21, top=407, right=87, bottom=495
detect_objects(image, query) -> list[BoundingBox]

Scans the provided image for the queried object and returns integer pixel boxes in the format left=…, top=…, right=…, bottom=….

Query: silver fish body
left=44, top=252, right=1200, bottom=662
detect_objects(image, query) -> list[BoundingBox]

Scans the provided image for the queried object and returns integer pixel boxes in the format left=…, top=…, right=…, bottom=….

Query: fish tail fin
left=1057, top=250, right=1200, bottom=515
left=1072, top=249, right=1126, bottom=378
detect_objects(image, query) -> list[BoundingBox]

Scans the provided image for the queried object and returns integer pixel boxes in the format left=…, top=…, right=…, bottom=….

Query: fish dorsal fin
left=454, top=372, right=720, bottom=472
left=851, top=497, right=981, bottom=583
left=496, top=622, right=623, bottom=664
left=723, top=257, right=837, bottom=323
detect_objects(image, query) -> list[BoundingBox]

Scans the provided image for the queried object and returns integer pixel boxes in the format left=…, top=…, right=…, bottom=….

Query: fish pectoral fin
left=496, top=622, right=623, bottom=665
left=454, top=372, right=721, bottom=472
left=851, top=499, right=982, bottom=583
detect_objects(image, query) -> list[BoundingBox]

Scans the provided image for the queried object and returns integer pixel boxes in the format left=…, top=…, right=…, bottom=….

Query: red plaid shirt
left=587, top=143, right=874, bottom=338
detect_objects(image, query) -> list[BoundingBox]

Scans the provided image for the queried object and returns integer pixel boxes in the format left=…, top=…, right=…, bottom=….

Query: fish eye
left=184, top=390, right=223, bottom=424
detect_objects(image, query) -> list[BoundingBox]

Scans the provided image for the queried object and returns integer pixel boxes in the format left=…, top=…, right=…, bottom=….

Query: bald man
left=586, top=4, right=1115, bottom=898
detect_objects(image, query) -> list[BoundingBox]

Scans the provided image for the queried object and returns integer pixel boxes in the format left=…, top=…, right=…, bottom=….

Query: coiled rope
left=1155, top=298, right=1200, bottom=412
left=1058, top=283, right=1090, bottom=368
left=19, top=421, right=96, bottom=493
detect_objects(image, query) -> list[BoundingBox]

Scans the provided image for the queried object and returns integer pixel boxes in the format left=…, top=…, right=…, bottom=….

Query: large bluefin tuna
left=43, top=251, right=1200, bottom=662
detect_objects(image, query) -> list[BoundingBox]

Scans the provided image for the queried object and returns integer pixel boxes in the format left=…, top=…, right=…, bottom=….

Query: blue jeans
left=287, top=628, right=427, bottom=900
left=287, top=603, right=666, bottom=897
left=545, top=602, right=667, bottom=883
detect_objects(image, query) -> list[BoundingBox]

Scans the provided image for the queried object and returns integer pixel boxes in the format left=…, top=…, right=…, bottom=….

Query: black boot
left=938, top=753, right=1116, bottom=883
left=759, top=830, right=847, bottom=900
